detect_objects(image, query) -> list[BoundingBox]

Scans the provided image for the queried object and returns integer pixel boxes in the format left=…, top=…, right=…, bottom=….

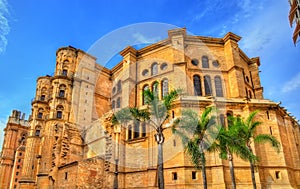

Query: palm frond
left=163, top=89, right=179, bottom=110
left=112, top=108, right=133, bottom=125
left=254, top=134, right=281, bottom=153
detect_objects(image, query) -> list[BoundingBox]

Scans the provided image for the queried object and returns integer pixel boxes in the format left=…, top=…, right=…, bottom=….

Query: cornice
left=223, top=32, right=242, bottom=43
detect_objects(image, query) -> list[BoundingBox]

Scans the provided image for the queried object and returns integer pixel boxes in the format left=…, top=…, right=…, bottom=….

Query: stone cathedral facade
left=0, top=28, right=300, bottom=189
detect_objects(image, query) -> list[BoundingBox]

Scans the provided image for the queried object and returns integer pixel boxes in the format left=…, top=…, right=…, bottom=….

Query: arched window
left=20, top=133, right=27, bottom=145
left=59, top=84, right=66, bottom=97
left=133, top=121, right=140, bottom=139
left=142, top=85, right=149, bottom=105
left=204, top=75, right=212, bottom=96
left=128, top=125, right=132, bottom=140
left=37, top=108, right=43, bottom=119
left=116, top=97, right=121, bottom=108
left=202, top=56, right=209, bottom=68
left=56, top=105, right=64, bottom=119
left=41, top=87, right=47, bottom=100
left=161, top=79, right=169, bottom=99
left=117, top=80, right=122, bottom=92
left=152, top=81, right=159, bottom=96
left=151, top=62, right=158, bottom=76
left=214, top=76, right=223, bottom=97
left=160, top=63, right=168, bottom=70
left=35, top=126, right=41, bottom=137
left=62, top=69, right=68, bottom=76
left=226, top=111, right=233, bottom=127
left=193, top=75, right=202, bottom=96
left=40, top=95, right=46, bottom=101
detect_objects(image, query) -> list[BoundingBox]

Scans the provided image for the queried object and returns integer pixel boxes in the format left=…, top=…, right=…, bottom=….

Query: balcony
left=31, top=95, right=51, bottom=104
left=53, top=70, right=74, bottom=80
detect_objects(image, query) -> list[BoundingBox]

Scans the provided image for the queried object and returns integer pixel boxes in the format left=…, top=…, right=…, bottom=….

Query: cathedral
left=0, top=28, right=300, bottom=189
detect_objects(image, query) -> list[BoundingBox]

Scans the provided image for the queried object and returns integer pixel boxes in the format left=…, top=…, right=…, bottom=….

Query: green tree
left=211, top=116, right=257, bottom=189
left=235, top=111, right=280, bottom=189
left=112, top=89, right=179, bottom=189
left=172, top=107, right=219, bottom=189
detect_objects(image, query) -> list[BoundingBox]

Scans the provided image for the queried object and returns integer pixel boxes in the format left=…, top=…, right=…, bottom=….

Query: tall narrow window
left=35, top=130, right=40, bottom=136
left=117, top=80, right=122, bottom=92
left=204, top=75, right=212, bottom=96
left=35, top=126, right=41, bottom=136
left=112, top=100, right=115, bottom=109
left=57, top=111, right=62, bottom=119
left=133, top=121, right=140, bottom=138
left=193, top=75, right=202, bottom=96
left=227, top=111, right=233, bottom=127
left=219, top=114, right=225, bottom=127
left=56, top=105, right=64, bottom=119
left=269, top=126, right=273, bottom=135
left=249, top=90, right=252, bottom=98
left=37, top=108, right=43, bottom=119
left=151, top=62, right=158, bottom=76
left=142, top=85, right=149, bottom=105
left=59, top=84, right=66, bottom=97
left=172, top=172, right=178, bottom=180
left=275, top=171, right=281, bottom=179
left=128, top=125, right=132, bottom=140
left=152, top=81, right=159, bottom=96
left=202, top=56, right=209, bottom=68
left=161, top=79, right=169, bottom=98
left=214, top=76, right=223, bottom=97
left=116, top=97, right=121, bottom=108
left=142, top=122, right=146, bottom=137
left=65, top=172, right=68, bottom=180
left=62, top=69, right=68, bottom=76
left=192, top=171, right=197, bottom=180
left=59, top=90, right=65, bottom=97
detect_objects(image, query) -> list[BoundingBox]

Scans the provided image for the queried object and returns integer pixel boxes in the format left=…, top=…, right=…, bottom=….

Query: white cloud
left=0, top=0, right=10, bottom=54
left=282, top=73, right=300, bottom=93
left=132, top=32, right=162, bottom=44
left=237, top=1, right=288, bottom=57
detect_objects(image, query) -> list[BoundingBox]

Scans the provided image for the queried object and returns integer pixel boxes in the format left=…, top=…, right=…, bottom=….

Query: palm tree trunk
left=156, top=132, right=165, bottom=189
left=200, top=153, right=207, bottom=189
left=228, top=153, right=236, bottom=189
left=158, top=142, right=164, bottom=189
left=247, top=144, right=257, bottom=189
left=250, top=162, right=257, bottom=189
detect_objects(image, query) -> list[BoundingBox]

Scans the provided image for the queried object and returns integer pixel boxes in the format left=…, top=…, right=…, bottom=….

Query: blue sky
left=0, top=0, right=300, bottom=144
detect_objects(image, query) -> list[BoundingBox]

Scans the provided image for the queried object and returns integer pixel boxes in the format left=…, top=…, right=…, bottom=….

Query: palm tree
left=143, top=89, right=179, bottom=189
left=211, top=116, right=257, bottom=189
left=172, top=107, right=219, bottom=189
left=112, top=89, right=179, bottom=189
left=235, top=111, right=280, bottom=189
